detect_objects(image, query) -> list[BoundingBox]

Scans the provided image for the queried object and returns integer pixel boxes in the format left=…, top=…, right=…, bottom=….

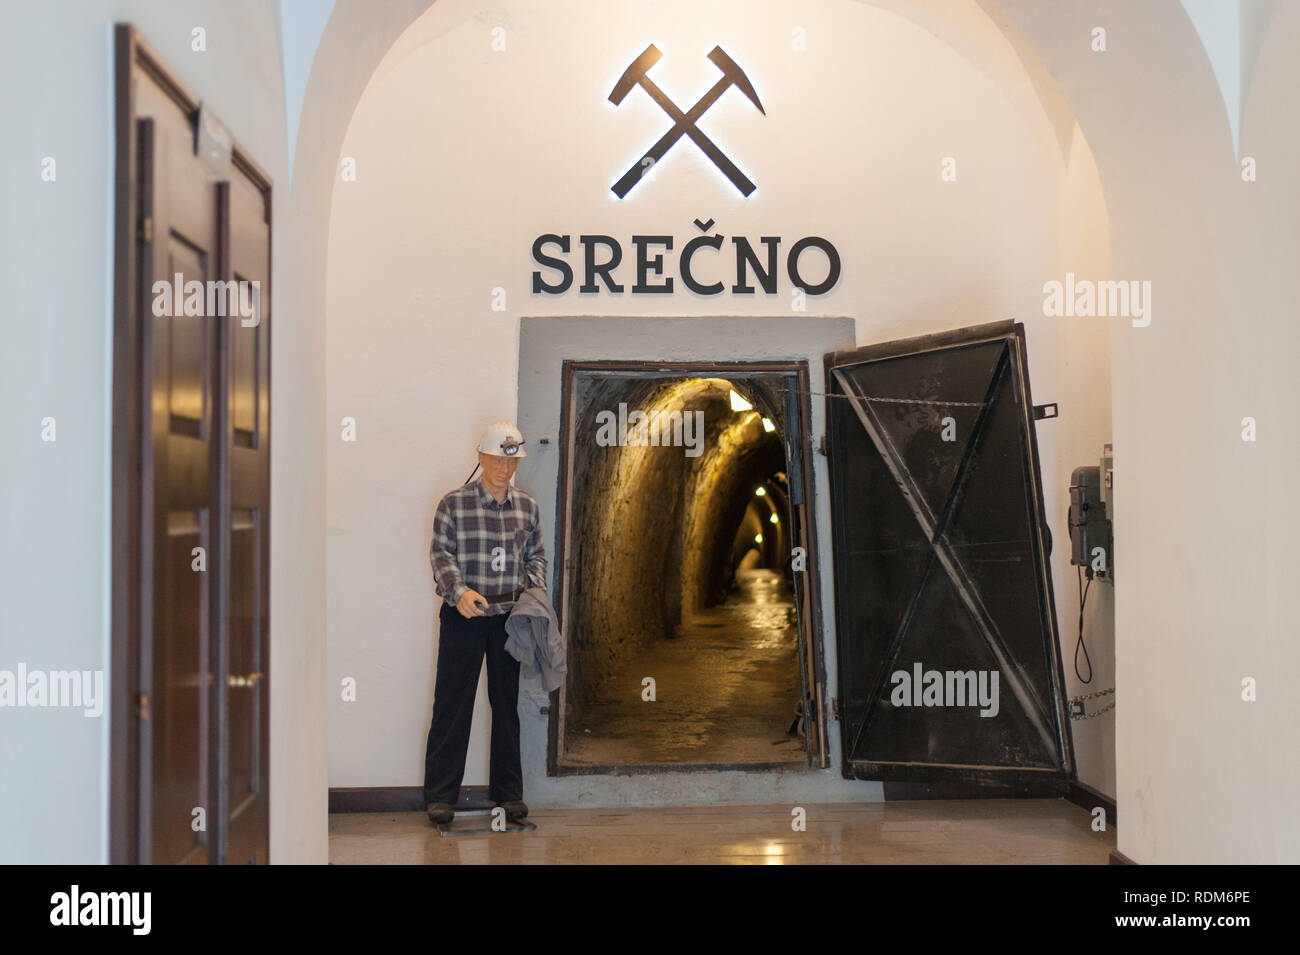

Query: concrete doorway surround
left=511, top=316, right=900, bottom=807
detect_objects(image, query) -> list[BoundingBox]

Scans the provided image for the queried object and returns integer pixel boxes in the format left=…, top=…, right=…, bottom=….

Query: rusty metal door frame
left=549, top=359, right=829, bottom=775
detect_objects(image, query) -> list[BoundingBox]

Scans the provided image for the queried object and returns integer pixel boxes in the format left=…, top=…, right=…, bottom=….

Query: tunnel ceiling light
left=769, top=513, right=778, bottom=524
left=729, top=390, right=753, bottom=412
left=755, top=487, right=766, bottom=496
left=754, top=533, right=763, bottom=543
left=762, top=417, right=775, bottom=432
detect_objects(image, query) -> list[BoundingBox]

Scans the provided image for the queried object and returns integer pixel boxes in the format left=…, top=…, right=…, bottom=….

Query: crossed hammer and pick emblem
left=609, top=44, right=765, bottom=198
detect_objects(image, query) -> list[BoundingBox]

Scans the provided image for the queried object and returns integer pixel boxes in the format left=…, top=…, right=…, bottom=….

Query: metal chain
left=1068, top=687, right=1115, bottom=720
left=1071, top=687, right=1115, bottom=702
left=856, top=396, right=985, bottom=407
left=777, top=387, right=983, bottom=406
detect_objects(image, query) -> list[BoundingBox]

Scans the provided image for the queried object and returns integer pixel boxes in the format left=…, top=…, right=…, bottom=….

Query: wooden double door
left=112, top=26, right=271, bottom=864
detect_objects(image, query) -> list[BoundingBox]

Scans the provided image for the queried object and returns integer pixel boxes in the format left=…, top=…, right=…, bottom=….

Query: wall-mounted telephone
left=1069, top=446, right=1113, bottom=580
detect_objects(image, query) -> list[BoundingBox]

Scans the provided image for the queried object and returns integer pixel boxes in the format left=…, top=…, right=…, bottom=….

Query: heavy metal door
left=824, top=321, right=1074, bottom=790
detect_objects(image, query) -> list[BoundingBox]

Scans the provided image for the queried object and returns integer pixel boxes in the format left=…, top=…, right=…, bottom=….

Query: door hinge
left=816, top=434, right=827, bottom=456
left=137, top=692, right=150, bottom=721
left=1033, top=402, right=1058, bottom=420
left=827, top=697, right=839, bottom=721
left=138, top=216, right=153, bottom=243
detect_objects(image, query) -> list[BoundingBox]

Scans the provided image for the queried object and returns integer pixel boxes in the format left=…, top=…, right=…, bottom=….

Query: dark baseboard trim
left=1110, top=849, right=1138, bottom=865
left=1066, top=780, right=1117, bottom=829
left=329, top=785, right=492, bottom=813
left=882, top=780, right=1068, bottom=800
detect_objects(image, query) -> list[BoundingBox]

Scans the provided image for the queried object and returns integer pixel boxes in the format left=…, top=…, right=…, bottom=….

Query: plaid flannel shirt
left=429, top=478, right=546, bottom=616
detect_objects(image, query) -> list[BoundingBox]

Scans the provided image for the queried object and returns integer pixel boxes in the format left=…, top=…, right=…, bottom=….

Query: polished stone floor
left=562, top=569, right=806, bottom=766
left=329, top=798, right=1116, bottom=864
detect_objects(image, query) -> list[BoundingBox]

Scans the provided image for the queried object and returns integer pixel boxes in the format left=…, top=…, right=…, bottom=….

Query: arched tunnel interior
left=560, top=371, right=808, bottom=766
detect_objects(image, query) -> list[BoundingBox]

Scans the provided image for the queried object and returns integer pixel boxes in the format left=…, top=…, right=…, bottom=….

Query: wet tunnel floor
left=562, top=569, right=807, bottom=767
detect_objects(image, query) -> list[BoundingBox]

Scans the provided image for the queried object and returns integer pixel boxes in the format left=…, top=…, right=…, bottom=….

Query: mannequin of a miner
left=425, top=422, right=546, bottom=826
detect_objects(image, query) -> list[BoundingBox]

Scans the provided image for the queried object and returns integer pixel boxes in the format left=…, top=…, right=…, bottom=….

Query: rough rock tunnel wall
left=565, top=373, right=792, bottom=725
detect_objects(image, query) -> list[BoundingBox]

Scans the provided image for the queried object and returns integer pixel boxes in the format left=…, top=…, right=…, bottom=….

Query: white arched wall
left=0, top=0, right=290, bottom=865
left=292, top=0, right=1300, bottom=863
left=317, top=0, right=1115, bottom=817
left=993, top=0, right=1300, bottom=863
left=32, top=0, right=1296, bottom=867
left=276, top=0, right=432, bottom=866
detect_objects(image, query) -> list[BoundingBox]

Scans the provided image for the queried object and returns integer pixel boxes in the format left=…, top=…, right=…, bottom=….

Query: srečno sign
left=530, top=228, right=841, bottom=296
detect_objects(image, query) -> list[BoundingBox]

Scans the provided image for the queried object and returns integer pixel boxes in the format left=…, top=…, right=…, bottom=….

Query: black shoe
left=501, top=800, right=529, bottom=822
left=427, top=802, right=454, bottom=825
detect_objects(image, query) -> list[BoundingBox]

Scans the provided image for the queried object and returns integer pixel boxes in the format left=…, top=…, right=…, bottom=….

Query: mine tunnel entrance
left=553, top=362, right=826, bottom=772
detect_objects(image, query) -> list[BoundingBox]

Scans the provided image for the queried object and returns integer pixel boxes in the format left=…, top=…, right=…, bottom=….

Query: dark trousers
left=423, top=602, right=523, bottom=806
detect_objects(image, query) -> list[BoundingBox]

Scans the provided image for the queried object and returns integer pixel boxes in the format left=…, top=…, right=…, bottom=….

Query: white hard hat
left=478, top=421, right=527, bottom=458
